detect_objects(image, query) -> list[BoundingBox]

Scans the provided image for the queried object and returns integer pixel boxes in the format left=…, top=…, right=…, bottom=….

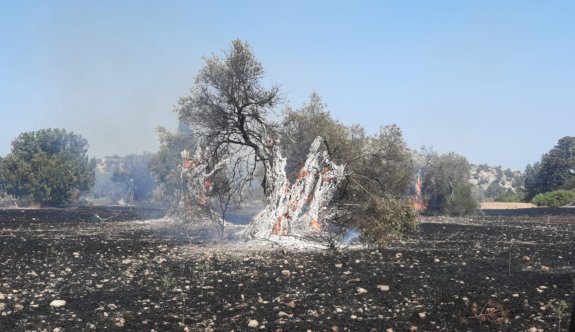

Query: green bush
left=494, top=190, right=525, bottom=203
left=354, top=197, right=419, bottom=245
left=531, top=190, right=575, bottom=207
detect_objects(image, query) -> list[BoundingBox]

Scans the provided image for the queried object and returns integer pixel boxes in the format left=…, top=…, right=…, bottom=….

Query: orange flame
left=310, top=218, right=321, bottom=230
left=410, top=173, right=427, bottom=212
left=271, top=216, right=283, bottom=235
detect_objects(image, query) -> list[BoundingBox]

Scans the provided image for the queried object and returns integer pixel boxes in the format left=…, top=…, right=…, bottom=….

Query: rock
left=287, top=300, right=296, bottom=308
left=50, top=300, right=67, bottom=308
left=278, top=311, right=293, bottom=318
left=409, top=326, right=418, bottom=332
left=377, top=285, right=390, bottom=291
left=114, top=317, right=125, bottom=327
left=247, top=319, right=258, bottom=328
left=281, top=270, right=291, bottom=277
left=418, top=312, right=426, bottom=319
left=14, top=303, right=23, bottom=311
left=540, top=265, right=550, bottom=272
left=433, top=258, right=440, bottom=263
left=522, top=255, right=530, bottom=262
left=395, top=253, right=403, bottom=258
left=0, top=303, right=6, bottom=311
left=386, top=329, right=394, bottom=332
left=512, top=293, right=519, bottom=298
left=356, top=287, right=368, bottom=294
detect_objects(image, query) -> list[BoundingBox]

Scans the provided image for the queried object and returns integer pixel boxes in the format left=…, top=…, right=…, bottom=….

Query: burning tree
left=174, top=40, right=346, bottom=238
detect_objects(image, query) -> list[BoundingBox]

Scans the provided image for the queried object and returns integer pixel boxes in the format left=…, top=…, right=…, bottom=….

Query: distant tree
left=422, top=152, right=478, bottom=215
left=149, top=123, right=197, bottom=207
left=0, top=129, right=95, bottom=205
left=485, top=181, right=505, bottom=199
left=524, top=136, right=575, bottom=200
left=494, top=189, right=525, bottom=203
left=111, top=153, right=156, bottom=203
left=524, top=161, right=542, bottom=200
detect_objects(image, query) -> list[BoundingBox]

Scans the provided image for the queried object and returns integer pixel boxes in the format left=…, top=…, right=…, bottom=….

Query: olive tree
left=173, top=40, right=347, bottom=238
left=0, top=128, right=95, bottom=206
left=421, top=152, right=478, bottom=216
left=280, top=94, right=417, bottom=243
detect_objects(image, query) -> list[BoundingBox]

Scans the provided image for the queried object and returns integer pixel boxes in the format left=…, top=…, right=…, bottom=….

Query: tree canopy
left=175, top=39, right=280, bottom=198
left=0, top=128, right=95, bottom=205
left=524, top=136, right=575, bottom=200
left=421, top=152, right=478, bottom=216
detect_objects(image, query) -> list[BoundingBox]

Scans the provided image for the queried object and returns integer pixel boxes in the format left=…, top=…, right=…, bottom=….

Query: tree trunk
left=244, top=137, right=345, bottom=238
left=172, top=147, right=226, bottom=238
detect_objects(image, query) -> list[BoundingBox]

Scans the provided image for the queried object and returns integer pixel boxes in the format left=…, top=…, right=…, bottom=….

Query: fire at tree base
left=172, top=137, right=346, bottom=241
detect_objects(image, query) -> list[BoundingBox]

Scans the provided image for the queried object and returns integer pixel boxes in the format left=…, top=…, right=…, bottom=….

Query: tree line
left=1, top=40, right=573, bottom=228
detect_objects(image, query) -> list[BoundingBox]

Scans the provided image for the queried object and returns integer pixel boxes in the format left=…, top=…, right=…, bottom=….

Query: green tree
left=111, top=153, right=156, bottom=203
left=281, top=94, right=413, bottom=200
left=149, top=123, right=197, bottom=207
left=280, top=94, right=416, bottom=240
left=0, top=129, right=95, bottom=205
left=524, top=136, right=575, bottom=200
left=422, top=152, right=478, bottom=215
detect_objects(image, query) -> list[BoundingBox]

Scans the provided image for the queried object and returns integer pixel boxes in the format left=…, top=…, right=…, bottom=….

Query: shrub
left=353, top=197, right=418, bottom=245
left=494, top=190, right=525, bottom=203
left=531, top=190, right=575, bottom=207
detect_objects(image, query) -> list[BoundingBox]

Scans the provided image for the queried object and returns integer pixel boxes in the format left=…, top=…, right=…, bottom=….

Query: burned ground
left=0, top=209, right=574, bottom=331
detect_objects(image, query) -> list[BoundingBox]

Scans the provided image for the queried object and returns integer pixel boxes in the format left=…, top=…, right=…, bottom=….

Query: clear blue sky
left=1, top=1, right=574, bottom=170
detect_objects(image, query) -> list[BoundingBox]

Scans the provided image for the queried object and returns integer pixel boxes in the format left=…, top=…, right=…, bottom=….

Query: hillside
left=469, top=164, right=525, bottom=199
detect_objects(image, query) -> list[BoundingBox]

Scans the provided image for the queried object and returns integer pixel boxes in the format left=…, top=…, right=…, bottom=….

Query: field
left=0, top=208, right=574, bottom=331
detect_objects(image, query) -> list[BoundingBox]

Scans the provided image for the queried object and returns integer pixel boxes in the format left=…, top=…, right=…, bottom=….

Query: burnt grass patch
left=0, top=209, right=574, bottom=331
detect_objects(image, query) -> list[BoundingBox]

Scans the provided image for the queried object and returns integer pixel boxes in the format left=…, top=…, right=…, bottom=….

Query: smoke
left=341, top=228, right=360, bottom=246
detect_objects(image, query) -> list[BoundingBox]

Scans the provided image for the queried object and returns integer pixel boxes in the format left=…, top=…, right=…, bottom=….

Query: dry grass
left=480, top=202, right=535, bottom=209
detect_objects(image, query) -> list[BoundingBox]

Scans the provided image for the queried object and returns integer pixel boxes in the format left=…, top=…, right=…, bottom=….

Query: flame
left=410, top=172, right=427, bottom=212
left=310, top=218, right=321, bottom=230
left=271, top=216, right=283, bottom=235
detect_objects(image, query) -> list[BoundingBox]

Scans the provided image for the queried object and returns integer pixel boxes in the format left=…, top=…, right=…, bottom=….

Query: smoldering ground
left=0, top=208, right=573, bottom=331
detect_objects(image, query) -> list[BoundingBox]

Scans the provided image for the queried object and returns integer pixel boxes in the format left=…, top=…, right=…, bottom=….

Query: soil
left=0, top=208, right=574, bottom=331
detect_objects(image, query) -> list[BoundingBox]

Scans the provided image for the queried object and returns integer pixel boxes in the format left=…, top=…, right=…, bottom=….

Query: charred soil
left=0, top=209, right=574, bottom=331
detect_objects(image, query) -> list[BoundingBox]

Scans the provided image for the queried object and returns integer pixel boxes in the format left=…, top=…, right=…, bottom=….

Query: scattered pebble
left=50, top=300, right=67, bottom=308
left=247, top=319, right=258, bottom=328
left=356, top=287, right=368, bottom=294
left=377, top=285, right=390, bottom=291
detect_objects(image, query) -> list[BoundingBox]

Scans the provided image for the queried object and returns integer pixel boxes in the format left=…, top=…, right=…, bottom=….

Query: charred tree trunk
left=244, top=137, right=345, bottom=238
left=172, top=147, right=227, bottom=238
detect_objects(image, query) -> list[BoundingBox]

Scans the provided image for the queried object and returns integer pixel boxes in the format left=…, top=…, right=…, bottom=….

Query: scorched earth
left=0, top=208, right=574, bottom=331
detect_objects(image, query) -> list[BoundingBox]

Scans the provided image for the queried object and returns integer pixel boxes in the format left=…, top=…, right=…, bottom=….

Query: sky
left=1, top=1, right=574, bottom=170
